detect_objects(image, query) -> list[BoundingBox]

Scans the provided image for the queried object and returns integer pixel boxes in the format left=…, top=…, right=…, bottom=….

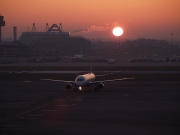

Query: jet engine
left=96, top=83, right=104, bottom=89
left=66, top=84, right=72, bottom=90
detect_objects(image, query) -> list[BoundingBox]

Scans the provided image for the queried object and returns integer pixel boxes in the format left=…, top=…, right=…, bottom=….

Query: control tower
left=0, top=16, right=5, bottom=44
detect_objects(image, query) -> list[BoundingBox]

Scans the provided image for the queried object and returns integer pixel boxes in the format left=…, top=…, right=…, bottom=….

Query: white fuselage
left=75, top=73, right=95, bottom=86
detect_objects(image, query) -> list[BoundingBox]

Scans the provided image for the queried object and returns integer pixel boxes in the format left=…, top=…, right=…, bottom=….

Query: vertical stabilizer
left=90, top=44, right=93, bottom=73
left=90, top=56, right=93, bottom=73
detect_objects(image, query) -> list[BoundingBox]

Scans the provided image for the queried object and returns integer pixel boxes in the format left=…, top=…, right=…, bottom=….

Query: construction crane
left=48, top=24, right=63, bottom=32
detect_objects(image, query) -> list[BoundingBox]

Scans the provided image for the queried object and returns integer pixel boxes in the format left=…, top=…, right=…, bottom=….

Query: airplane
left=66, top=48, right=85, bottom=59
left=41, top=54, right=134, bottom=91
left=61, top=54, right=86, bottom=62
left=73, top=54, right=84, bottom=58
left=107, top=58, right=116, bottom=64
left=41, top=71, right=134, bottom=92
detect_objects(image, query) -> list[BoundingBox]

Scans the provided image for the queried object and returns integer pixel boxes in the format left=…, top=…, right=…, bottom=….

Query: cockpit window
left=77, top=78, right=85, bottom=81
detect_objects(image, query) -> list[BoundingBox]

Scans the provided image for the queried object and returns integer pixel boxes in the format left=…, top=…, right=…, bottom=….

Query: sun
left=112, top=27, right=123, bottom=37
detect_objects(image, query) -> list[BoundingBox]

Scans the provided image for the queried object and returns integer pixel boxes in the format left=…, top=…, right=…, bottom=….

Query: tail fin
left=90, top=44, right=93, bottom=73
left=90, top=56, right=93, bottom=73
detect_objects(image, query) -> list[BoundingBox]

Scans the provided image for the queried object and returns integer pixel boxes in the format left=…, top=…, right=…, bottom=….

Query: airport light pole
left=171, top=33, right=174, bottom=45
left=0, top=16, right=5, bottom=44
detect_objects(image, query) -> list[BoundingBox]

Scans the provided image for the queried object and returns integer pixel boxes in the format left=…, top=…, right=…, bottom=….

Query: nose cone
left=76, top=81, right=85, bottom=86
left=75, top=76, right=86, bottom=86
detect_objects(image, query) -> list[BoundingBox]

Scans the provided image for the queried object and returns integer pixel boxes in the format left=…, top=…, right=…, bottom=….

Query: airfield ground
left=0, top=64, right=180, bottom=135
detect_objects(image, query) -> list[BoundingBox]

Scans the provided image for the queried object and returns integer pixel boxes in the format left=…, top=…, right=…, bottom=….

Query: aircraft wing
left=40, top=78, right=75, bottom=84
left=95, top=73, right=113, bottom=77
left=90, top=77, right=135, bottom=84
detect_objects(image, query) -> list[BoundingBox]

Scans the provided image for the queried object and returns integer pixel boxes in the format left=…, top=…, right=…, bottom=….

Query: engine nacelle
left=96, top=83, right=104, bottom=89
left=66, top=84, right=72, bottom=90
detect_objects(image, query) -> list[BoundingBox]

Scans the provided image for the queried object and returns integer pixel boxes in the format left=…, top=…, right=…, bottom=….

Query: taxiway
left=0, top=78, right=180, bottom=135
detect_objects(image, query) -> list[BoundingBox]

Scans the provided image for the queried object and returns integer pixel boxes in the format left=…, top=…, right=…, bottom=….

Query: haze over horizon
left=0, top=0, right=180, bottom=43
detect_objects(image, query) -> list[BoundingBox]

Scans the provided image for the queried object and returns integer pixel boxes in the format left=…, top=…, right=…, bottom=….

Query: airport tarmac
left=0, top=76, right=180, bottom=135
left=0, top=61, right=180, bottom=67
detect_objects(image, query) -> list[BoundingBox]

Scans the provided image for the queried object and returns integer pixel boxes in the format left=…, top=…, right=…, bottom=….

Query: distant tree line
left=92, top=38, right=180, bottom=58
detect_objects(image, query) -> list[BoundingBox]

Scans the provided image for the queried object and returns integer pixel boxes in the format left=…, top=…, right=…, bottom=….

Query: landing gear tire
left=95, top=88, right=99, bottom=92
left=74, top=88, right=78, bottom=92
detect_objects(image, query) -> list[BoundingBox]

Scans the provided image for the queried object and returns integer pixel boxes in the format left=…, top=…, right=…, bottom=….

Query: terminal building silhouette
left=20, top=23, right=91, bottom=56
left=0, top=17, right=91, bottom=60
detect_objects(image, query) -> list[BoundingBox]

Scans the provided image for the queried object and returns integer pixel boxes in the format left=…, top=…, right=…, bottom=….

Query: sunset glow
left=0, top=0, right=180, bottom=42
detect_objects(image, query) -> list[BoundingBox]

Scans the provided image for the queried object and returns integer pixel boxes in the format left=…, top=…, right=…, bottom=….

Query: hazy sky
left=0, top=0, right=180, bottom=42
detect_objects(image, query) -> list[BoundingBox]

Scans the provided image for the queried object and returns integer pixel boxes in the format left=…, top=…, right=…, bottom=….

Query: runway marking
left=1, top=124, right=22, bottom=130
left=17, top=115, right=43, bottom=120
left=23, top=81, right=32, bottom=83
left=41, top=110, right=56, bottom=112
left=0, top=93, right=80, bottom=123
left=27, top=115, right=43, bottom=117
left=26, top=117, right=40, bottom=120
left=54, top=104, right=69, bottom=107
left=70, top=98, right=82, bottom=101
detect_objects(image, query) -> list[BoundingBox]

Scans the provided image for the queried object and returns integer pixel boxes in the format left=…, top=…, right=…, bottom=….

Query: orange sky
left=0, top=0, right=180, bottom=43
